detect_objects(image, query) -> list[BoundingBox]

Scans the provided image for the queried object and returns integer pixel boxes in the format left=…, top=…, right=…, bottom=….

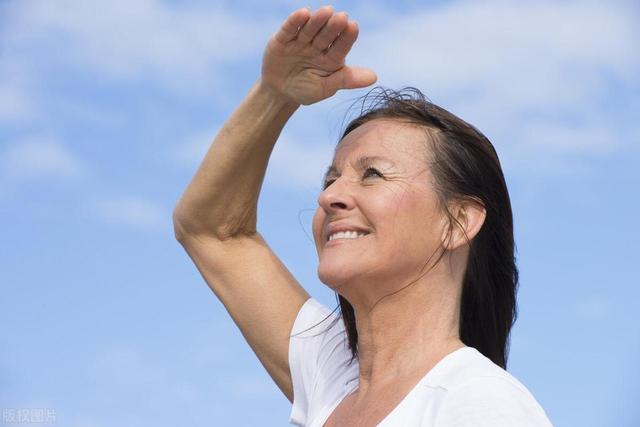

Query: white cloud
left=85, top=194, right=171, bottom=232
left=0, top=0, right=280, bottom=125
left=349, top=0, right=640, bottom=161
left=359, top=1, right=638, bottom=107
left=5, top=0, right=275, bottom=88
left=0, top=136, right=87, bottom=181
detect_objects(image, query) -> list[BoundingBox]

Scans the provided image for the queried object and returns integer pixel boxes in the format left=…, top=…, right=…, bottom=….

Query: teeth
left=328, top=230, right=367, bottom=241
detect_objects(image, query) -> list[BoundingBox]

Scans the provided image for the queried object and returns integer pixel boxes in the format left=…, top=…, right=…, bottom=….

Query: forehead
left=332, top=119, right=432, bottom=168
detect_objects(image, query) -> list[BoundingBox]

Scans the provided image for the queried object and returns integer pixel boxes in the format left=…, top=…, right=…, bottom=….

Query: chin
left=317, top=264, right=356, bottom=293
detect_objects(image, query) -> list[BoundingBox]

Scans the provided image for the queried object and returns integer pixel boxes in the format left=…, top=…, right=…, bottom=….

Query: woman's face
left=312, top=119, right=449, bottom=303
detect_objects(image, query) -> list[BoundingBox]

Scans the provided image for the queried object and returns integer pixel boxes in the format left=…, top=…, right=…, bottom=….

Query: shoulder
left=423, top=347, right=537, bottom=396
left=435, top=376, right=554, bottom=426
left=426, top=347, right=553, bottom=426
left=288, top=298, right=358, bottom=426
left=289, top=297, right=353, bottom=380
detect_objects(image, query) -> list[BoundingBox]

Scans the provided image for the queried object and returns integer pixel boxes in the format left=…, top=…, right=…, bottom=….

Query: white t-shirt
left=288, top=297, right=553, bottom=426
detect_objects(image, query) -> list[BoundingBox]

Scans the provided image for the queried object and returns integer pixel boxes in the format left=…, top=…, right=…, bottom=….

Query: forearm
left=173, top=79, right=300, bottom=239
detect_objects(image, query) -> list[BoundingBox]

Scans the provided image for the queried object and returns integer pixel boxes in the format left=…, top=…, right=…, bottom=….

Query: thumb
left=327, top=65, right=378, bottom=91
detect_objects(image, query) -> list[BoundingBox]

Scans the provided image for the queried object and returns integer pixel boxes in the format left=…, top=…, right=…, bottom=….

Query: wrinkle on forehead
left=332, top=118, right=437, bottom=176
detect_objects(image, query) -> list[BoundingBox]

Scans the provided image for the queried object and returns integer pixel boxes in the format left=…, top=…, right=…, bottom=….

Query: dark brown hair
left=333, top=87, right=519, bottom=369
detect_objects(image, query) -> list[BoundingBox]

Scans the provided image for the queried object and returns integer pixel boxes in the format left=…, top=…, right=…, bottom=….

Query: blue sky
left=1, top=0, right=639, bottom=426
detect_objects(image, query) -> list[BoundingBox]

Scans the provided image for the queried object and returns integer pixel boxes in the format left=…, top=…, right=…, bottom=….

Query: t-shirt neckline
left=325, top=345, right=473, bottom=426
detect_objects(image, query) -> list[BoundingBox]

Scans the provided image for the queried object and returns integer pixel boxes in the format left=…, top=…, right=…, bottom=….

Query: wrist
left=255, top=78, right=301, bottom=111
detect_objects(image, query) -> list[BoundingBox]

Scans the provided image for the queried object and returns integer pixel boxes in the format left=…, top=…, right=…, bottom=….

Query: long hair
left=335, top=87, right=518, bottom=369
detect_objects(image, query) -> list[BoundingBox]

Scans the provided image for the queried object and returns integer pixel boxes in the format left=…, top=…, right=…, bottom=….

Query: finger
left=326, top=65, right=377, bottom=92
left=311, top=11, right=349, bottom=52
left=274, top=8, right=311, bottom=44
left=296, top=5, right=334, bottom=45
left=326, top=20, right=359, bottom=62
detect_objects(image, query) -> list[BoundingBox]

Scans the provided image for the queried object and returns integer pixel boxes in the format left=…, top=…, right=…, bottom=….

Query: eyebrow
left=323, top=155, right=396, bottom=182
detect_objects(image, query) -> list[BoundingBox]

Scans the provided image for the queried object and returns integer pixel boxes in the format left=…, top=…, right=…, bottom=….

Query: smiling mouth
left=327, top=230, right=370, bottom=243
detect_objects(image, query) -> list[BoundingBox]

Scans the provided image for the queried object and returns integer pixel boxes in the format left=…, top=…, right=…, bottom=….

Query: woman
left=173, top=5, right=553, bottom=427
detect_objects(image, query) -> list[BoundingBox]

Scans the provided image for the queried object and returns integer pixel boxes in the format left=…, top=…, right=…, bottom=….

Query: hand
left=261, top=6, right=377, bottom=106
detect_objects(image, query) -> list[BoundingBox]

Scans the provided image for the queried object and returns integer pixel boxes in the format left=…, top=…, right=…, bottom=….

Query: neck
left=349, top=269, right=464, bottom=392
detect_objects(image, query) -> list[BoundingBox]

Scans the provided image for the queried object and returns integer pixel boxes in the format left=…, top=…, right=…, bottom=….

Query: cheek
left=393, top=193, right=442, bottom=249
left=311, top=207, right=325, bottom=248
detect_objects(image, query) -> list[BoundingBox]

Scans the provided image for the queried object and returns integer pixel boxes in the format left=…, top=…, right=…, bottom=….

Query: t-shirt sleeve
left=435, top=376, right=554, bottom=427
left=288, top=297, right=356, bottom=426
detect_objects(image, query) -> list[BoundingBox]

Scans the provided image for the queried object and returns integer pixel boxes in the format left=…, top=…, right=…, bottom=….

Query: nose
left=317, top=177, right=355, bottom=213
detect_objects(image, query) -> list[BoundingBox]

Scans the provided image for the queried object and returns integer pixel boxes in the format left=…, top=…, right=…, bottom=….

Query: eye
left=321, top=167, right=383, bottom=190
left=363, top=167, right=383, bottom=179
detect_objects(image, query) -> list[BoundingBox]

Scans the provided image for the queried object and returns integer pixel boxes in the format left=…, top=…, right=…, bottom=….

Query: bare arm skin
left=172, top=6, right=376, bottom=402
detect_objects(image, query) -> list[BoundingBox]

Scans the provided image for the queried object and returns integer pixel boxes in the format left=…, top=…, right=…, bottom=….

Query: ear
left=441, top=198, right=487, bottom=251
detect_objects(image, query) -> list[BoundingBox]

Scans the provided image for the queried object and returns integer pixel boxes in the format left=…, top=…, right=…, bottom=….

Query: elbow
left=172, top=204, right=258, bottom=242
left=171, top=208, right=233, bottom=242
left=172, top=211, right=187, bottom=242
left=172, top=206, right=196, bottom=242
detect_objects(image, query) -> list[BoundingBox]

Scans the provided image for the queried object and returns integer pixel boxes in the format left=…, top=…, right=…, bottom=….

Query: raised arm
left=172, top=6, right=376, bottom=402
